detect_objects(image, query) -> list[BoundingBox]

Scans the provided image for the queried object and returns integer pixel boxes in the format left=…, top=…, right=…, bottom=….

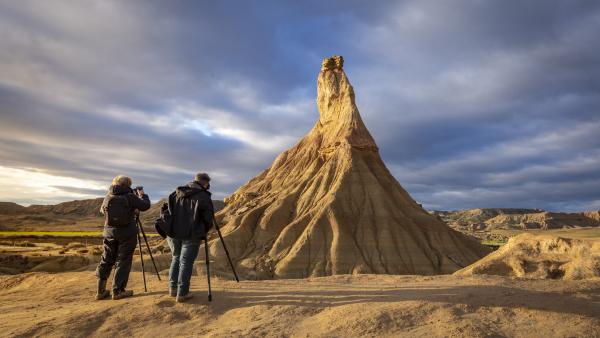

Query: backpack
left=154, top=202, right=173, bottom=238
left=105, top=194, right=132, bottom=227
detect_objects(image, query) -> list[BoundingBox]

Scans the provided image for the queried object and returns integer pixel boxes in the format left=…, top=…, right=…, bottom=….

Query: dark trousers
left=96, top=235, right=137, bottom=291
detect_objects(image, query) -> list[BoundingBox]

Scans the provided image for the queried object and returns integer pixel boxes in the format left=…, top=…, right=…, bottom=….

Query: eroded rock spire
left=209, top=56, right=490, bottom=279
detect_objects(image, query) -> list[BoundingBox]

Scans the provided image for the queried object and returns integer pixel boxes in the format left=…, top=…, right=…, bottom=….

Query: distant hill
left=2, top=199, right=596, bottom=233
left=28, top=198, right=104, bottom=217
left=432, top=208, right=600, bottom=231
left=0, top=199, right=103, bottom=217
left=0, top=202, right=28, bottom=215
left=0, top=199, right=104, bottom=232
left=0, top=197, right=225, bottom=232
left=485, top=211, right=599, bottom=230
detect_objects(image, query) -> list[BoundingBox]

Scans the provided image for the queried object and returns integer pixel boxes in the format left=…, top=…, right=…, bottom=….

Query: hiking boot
left=112, top=289, right=134, bottom=300
left=169, top=288, right=177, bottom=297
left=95, top=279, right=110, bottom=300
left=176, top=292, right=194, bottom=303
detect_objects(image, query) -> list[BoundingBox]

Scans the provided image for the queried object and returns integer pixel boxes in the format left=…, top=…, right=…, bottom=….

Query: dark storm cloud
left=0, top=0, right=599, bottom=210
left=351, top=1, right=600, bottom=211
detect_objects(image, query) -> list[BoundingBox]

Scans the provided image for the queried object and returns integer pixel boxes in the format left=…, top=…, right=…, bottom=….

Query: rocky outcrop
left=485, top=211, right=600, bottom=230
left=434, top=208, right=600, bottom=231
left=208, top=55, right=490, bottom=279
left=583, top=211, right=600, bottom=222
left=455, top=234, right=600, bottom=280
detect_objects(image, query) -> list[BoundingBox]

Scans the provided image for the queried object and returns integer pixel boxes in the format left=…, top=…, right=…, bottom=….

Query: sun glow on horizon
left=0, top=166, right=106, bottom=205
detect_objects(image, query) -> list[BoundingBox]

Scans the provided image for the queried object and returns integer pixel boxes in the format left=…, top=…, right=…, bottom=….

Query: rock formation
left=484, top=211, right=600, bottom=230
left=583, top=211, right=600, bottom=222
left=208, top=55, right=490, bottom=279
left=434, top=208, right=600, bottom=231
left=455, top=234, right=600, bottom=280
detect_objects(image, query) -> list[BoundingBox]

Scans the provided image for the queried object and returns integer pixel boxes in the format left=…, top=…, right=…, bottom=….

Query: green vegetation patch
left=481, top=240, right=506, bottom=247
left=0, top=231, right=160, bottom=237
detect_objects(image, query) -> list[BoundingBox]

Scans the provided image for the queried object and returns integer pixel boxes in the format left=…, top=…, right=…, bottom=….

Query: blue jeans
left=167, top=237, right=200, bottom=295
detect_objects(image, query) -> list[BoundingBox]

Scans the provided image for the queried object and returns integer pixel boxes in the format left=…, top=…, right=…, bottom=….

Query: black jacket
left=168, top=181, right=214, bottom=240
left=101, top=185, right=151, bottom=239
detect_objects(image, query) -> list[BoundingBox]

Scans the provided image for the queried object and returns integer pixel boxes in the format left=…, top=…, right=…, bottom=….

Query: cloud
left=0, top=166, right=106, bottom=205
left=0, top=1, right=599, bottom=211
left=350, top=1, right=600, bottom=211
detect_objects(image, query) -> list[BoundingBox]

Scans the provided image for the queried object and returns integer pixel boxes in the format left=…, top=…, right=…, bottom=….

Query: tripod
left=204, top=216, right=239, bottom=302
left=135, top=215, right=161, bottom=292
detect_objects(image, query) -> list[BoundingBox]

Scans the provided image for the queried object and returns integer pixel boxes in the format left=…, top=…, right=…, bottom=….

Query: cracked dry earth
left=1, top=271, right=599, bottom=337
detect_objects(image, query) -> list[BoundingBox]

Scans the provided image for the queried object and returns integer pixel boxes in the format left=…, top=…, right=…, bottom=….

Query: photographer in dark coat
left=167, top=172, right=214, bottom=302
left=95, top=175, right=150, bottom=300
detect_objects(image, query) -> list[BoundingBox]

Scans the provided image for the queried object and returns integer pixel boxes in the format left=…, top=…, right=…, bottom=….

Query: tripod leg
left=138, top=219, right=162, bottom=281
left=136, top=228, right=147, bottom=292
left=212, top=218, right=239, bottom=282
left=204, top=238, right=212, bottom=302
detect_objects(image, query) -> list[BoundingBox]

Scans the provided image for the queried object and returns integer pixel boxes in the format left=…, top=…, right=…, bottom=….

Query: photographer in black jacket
left=95, top=175, right=150, bottom=300
left=167, top=172, right=214, bottom=302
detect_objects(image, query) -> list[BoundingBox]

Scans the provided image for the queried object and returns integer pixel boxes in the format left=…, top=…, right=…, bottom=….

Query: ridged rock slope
left=455, top=234, right=600, bottom=280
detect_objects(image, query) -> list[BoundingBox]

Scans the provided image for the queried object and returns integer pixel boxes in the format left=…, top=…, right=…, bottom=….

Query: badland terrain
left=0, top=56, right=598, bottom=337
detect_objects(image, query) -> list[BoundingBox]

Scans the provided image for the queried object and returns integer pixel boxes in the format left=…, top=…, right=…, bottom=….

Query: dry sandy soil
left=1, top=271, right=598, bottom=338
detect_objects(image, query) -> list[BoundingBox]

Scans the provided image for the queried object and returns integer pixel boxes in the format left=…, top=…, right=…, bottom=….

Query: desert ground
left=1, top=271, right=599, bottom=338
left=1, top=218, right=599, bottom=337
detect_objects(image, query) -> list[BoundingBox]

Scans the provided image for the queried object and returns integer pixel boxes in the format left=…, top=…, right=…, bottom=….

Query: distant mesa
left=433, top=208, right=600, bottom=231
left=210, top=55, right=490, bottom=279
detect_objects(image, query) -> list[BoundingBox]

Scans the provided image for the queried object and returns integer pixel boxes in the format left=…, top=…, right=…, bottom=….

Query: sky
left=0, top=1, right=599, bottom=211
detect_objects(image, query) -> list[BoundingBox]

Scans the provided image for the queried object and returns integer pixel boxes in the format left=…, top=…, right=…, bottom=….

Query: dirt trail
left=1, top=271, right=598, bottom=337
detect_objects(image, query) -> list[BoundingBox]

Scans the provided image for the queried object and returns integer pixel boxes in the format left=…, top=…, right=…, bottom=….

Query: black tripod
left=135, top=215, right=161, bottom=292
left=204, top=216, right=239, bottom=302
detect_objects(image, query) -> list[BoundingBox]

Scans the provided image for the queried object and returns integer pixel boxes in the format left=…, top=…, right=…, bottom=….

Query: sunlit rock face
left=455, top=234, right=600, bottom=280
left=211, top=56, right=490, bottom=279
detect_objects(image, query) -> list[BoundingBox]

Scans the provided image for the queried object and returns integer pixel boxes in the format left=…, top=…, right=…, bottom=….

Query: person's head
left=111, top=175, right=132, bottom=188
left=195, top=172, right=211, bottom=189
